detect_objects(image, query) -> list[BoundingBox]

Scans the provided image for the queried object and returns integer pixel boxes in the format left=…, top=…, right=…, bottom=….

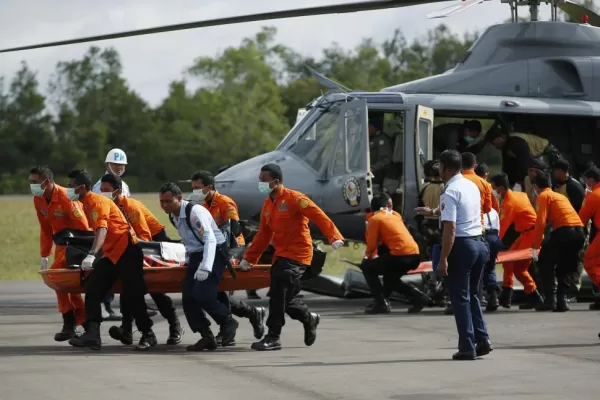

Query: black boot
left=519, top=290, right=543, bottom=310
left=251, top=333, right=282, bottom=351
left=166, top=321, right=184, bottom=345
left=589, top=298, right=600, bottom=310
left=219, top=317, right=239, bottom=347
left=135, top=329, right=158, bottom=350
left=108, top=324, right=133, bottom=345
left=485, top=288, right=500, bottom=312
left=536, top=291, right=556, bottom=312
left=69, top=321, right=101, bottom=350
left=249, top=306, right=266, bottom=340
left=499, top=287, right=513, bottom=309
left=303, top=312, right=321, bottom=347
left=187, top=329, right=218, bottom=352
left=476, top=339, right=494, bottom=357
left=54, top=311, right=77, bottom=342
left=364, top=299, right=391, bottom=314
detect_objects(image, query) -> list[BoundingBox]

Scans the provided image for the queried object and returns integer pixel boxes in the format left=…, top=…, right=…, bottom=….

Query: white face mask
left=101, top=191, right=116, bottom=201
left=30, top=184, right=44, bottom=197
left=66, top=188, right=79, bottom=201
left=258, top=181, right=273, bottom=194
left=192, top=188, right=208, bottom=202
left=492, top=189, right=500, bottom=198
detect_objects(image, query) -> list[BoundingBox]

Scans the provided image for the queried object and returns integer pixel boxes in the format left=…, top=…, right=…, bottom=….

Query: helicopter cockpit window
left=331, top=106, right=369, bottom=176
left=287, top=104, right=341, bottom=172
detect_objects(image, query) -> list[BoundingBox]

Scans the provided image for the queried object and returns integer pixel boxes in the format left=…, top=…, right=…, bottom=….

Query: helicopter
left=4, top=0, right=600, bottom=244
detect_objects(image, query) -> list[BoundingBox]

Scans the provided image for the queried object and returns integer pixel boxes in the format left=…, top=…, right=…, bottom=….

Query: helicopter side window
left=287, top=104, right=341, bottom=173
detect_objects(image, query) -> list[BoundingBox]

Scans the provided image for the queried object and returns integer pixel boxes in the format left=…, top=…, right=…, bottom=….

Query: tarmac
left=1, top=281, right=599, bottom=400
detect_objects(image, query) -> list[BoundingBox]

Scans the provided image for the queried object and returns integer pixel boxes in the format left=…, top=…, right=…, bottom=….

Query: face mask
left=192, top=189, right=208, bottom=202
left=30, top=184, right=44, bottom=197
left=100, top=191, right=115, bottom=200
left=66, top=188, right=79, bottom=201
left=258, top=182, right=273, bottom=194
left=492, top=189, right=500, bottom=198
left=464, top=136, right=474, bottom=143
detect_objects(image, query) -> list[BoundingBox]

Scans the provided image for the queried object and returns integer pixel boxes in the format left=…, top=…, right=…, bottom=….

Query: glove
left=331, top=240, right=344, bottom=250
left=239, top=259, right=252, bottom=272
left=40, top=257, right=48, bottom=271
left=81, top=254, right=95, bottom=269
left=531, top=248, right=539, bottom=263
left=194, top=269, right=209, bottom=281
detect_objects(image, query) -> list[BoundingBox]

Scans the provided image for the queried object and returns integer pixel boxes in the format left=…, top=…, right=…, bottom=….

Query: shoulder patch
left=72, top=205, right=83, bottom=218
left=226, top=205, right=236, bottom=217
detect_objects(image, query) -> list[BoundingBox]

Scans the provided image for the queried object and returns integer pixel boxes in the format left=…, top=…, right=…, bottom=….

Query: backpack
left=169, top=202, right=236, bottom=279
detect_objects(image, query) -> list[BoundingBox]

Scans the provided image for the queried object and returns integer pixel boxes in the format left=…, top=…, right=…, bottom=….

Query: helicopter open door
left=320, top=98, right=372, bottom=213
left=414, top=105, right=434, bottom=193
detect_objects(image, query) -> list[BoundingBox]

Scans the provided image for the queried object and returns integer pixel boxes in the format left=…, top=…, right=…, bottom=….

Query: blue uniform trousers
left=447, top=236, right=490, bottom=354
left=483, top=232, right=502, bottom=293
left=182, top=251, right=231, bottom=334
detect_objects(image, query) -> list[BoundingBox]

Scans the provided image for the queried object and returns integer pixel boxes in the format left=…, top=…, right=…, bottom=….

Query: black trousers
left=267, top=257, right=310, bottom=337
left=182, top=251, right=231, bottom=334
left=538, top=226, right=585, bottom=298
left=359, top=254, right=421, bottom=303
left=217, top=292, right=254, bottom=318
left=118, top=230, right=178, bottom=327
left=84, top=242, right=153, bottom=332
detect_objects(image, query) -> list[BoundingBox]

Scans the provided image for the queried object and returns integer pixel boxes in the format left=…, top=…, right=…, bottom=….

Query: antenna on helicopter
left=305, top=65, right=351, bottom=93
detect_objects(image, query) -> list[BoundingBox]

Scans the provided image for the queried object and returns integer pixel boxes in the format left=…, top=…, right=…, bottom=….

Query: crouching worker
left=240, top=164, right=344, bottom=351
left=189, top=170, right=265, bottom=346
left=361, top=193, right=431, bottom=314
left=99, top=174, right=183, bottom=346
left=159, top=182, right=238, bottom=351
left=29, top=166, right=90, bottom=341
left=67, top=169, right=156, bottom=351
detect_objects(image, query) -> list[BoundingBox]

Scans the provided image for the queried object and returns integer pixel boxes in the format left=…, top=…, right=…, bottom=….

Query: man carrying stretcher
left=29, top=165, right=90, bottom=342
left=99, top=174, right=184, bottom=346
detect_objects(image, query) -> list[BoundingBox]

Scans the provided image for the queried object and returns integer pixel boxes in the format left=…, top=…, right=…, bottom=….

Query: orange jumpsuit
left=463, top=170, right=493, bottom=230
left=532, top=189, right=583, bottom=250
left=34, top=184, right=90, bottom=323
left=81, top=192, right=134, bottom=264
left=578, top=183, right=600, bottom=287
left=244, top=185, right=344, bottom=266
left=116, top=197, right=163, bottom=241
left=365, top=211, right=419, bottom=259
left=498, top=190, right=537, bottom=293
left=203, top=192, right=245, bottom=246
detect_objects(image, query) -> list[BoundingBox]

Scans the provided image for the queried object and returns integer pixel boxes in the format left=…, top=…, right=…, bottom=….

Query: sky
left=0, top=0, right=563, bottom=107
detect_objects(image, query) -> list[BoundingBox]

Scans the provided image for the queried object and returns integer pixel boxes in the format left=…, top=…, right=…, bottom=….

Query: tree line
left=0, top=22, right=499, bottom=194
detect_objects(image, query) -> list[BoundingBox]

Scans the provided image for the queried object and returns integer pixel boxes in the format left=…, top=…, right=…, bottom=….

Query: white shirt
left=171, top=200, right=225, bottom=272
left=440, top=173, right=483, bottom=237
left=484, top=209, right=500, bottom=232
left=92, top=171, right=131, bottom=197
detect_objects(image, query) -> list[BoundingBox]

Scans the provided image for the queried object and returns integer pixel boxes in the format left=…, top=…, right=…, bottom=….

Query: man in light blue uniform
left=416, top=150, right=492, bottom=360
left=158, top=182, right=239, bottom=352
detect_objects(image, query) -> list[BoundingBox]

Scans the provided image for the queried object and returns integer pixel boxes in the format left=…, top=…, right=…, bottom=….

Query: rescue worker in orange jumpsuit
left=361, top=193, right=431, bottom=314
left=189, top=170, right=266, bottom=346
left=29, top=165, right=90, bottom=342
left=66, top=169, right=156, bottom=351
left=489, top=173, right=543, bottom=310
left=99, top=174, right=184, bottom=346
left=461, top=153, right=500, bottom=311
left=240, top=163, right=344, bottom=351
left=532, top=173, right=585, bottom=312
left=578, top=166, right=600, bottom=310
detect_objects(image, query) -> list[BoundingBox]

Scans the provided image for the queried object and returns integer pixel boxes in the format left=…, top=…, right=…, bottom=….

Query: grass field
left=0, top=193, right=364, bottom=280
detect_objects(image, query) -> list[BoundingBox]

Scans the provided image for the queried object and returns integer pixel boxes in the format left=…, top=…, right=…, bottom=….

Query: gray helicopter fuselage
left=384, top=21, right=600, bottom=101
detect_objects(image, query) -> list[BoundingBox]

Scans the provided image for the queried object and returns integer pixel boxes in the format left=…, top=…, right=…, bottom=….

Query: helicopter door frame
left=414, top=105, right=434, bottom=195
left=321, top=98, right=372, bottom=212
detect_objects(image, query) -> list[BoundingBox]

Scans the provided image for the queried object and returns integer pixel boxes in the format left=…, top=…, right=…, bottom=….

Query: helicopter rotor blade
left=426, top=0, right=487, bottom=19
left=557, top=0, right=600, bottom=26
left=0, top=0, right=449, bottom=54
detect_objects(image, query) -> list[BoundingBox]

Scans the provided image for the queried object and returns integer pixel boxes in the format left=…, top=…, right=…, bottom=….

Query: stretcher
left=39, top=238, right=273, bottom=294
left=407, top=248, right=538, bottom=275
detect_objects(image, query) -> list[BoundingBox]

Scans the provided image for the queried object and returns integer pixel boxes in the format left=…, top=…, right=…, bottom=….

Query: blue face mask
left=464, top=136, right=474, bottom=143
left=258, top=182, right=272, bottom=194
left=66, top=188, right=79, bottom=201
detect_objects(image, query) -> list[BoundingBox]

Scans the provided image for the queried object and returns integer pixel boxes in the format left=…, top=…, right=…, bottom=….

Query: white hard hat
left=105, top=148, right=127, bottom=165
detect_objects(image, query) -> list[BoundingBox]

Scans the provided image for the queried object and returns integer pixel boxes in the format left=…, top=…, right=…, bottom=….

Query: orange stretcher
left=407, top=248, right=538, bottom=275
left=40, top=255, right=272, bottom=294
